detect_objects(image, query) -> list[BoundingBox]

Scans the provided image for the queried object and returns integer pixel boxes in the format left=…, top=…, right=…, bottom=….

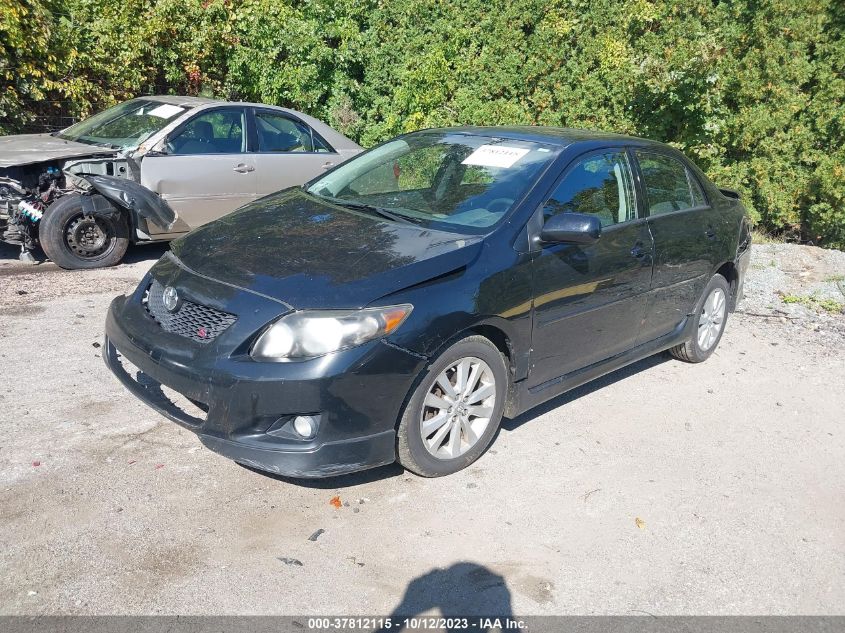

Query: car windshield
left=305, top=131, right=557, bottom=234
left=56, top=99, right=189, bottom=150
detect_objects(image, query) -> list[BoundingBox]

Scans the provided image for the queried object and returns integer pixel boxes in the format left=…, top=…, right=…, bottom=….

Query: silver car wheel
left=420, top=356, right=496, bottom=460
left=698, top=287, right=727, bottom=351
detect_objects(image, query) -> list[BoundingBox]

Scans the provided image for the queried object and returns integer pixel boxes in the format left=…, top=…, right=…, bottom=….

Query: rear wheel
left=40, top=194, right=128, bottom=269
left=397, top=335, right=507, bottom=477
left=669, top=274, right=730, bottom=363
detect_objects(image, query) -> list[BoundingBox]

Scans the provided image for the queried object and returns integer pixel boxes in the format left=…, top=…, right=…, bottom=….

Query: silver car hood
left=0, top=133, right=118, bottom=168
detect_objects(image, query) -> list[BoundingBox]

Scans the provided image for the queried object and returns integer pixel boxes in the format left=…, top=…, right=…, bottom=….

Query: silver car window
left=255, top=112, right=331, bottom=153
left=168, top=109, right=246, bottom=155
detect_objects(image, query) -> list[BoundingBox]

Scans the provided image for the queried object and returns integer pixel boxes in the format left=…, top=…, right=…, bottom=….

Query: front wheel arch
left=395, top=334, right=509, bottom=476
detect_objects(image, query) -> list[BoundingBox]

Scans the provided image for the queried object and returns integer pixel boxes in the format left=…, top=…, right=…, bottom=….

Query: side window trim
left=632, top=148, right=711, bottom=217
left=164, top=106, right=248, bottom=156
left=626, top=146, right=650, bottom=219
left=245, top=106, right=258, bottom=152
left=540, top=146, right=641, bottom=229
left=253, top=108, right=337, bottom=154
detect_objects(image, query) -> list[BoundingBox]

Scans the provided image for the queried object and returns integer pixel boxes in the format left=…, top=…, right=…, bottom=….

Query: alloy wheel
left=419, top=356, right=496, bottom=460
left=698, top=287, right=727, bottom=351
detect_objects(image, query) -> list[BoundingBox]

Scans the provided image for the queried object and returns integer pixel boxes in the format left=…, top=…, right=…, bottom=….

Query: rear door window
left=255, top=111, right=332, bottom=153
left=635, top=151, right=706, bottom=215
left=690, top=172, right=707, bottom=207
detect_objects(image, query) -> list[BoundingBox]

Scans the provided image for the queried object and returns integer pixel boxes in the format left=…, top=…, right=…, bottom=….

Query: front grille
left=143, top=279, right=237, bottom=343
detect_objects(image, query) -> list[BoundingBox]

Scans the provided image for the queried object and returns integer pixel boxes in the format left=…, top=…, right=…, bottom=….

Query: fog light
left=293, top=415, right=319, bottom=439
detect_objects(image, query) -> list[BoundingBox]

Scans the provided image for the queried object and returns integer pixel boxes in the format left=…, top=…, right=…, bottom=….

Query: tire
left=39, top=194, right=129, bottom=270
left=669, top=273, right=730, bottom=363
left=397, top=335, right=508, bottom=477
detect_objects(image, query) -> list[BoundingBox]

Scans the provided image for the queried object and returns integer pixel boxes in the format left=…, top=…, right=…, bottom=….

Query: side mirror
left=540, top=213, right=602, bottom=245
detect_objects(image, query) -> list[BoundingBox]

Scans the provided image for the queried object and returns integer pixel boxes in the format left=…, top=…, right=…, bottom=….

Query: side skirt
left=508, top=316, right=694, bottom=417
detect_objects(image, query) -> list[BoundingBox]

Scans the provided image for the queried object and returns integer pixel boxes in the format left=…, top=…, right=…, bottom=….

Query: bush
left=1, top=0, right=843, bottom=248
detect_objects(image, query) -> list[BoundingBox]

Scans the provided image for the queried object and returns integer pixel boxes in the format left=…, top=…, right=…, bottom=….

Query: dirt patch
left=0, top=304, right=46, bottom=317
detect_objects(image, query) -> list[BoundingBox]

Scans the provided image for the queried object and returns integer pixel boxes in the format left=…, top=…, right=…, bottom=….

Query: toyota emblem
left=162, top=286, right=180, bottom=312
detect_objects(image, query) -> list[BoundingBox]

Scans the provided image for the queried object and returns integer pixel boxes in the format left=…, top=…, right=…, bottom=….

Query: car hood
left=0, top=133, right=118, bottom=168
left=169, top=189, right=483, bottom=309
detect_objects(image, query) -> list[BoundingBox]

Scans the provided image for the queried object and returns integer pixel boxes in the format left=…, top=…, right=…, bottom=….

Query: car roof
left=416, top=125, right=668, bottom=150
left=141, top=95, right=221, bottom=107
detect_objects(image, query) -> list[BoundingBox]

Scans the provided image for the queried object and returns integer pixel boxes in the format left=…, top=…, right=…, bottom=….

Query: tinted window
left=544, top=151, right=637, bottom=227
left=255, top=112, right=331, bottom=153
left=169, top=109, right=245, bottom=155
left=306, top=132, right=556, bottom=234
left=636, top=151, right=705, bottom=215
left=690, top=172, right=706, bottom=207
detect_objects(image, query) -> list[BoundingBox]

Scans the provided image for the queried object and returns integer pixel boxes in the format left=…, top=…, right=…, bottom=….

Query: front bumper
left=103, top=281, right=427, bottom=478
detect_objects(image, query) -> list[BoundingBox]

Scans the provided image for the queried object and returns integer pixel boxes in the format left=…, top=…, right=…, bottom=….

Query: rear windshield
left=306, top=131, right=557, bottom=234
left=56, top=99, right=188, bottom=150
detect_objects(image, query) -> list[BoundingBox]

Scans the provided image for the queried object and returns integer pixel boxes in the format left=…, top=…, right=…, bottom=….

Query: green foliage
left=780, top=293, right=844, bottom=313
left=1, top=0, right=843, bottom=248
left=0, top=0, right=68, bottom=130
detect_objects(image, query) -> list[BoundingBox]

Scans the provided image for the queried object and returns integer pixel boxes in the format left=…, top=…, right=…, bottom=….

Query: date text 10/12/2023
left=306, top=617, right=527, bottom=630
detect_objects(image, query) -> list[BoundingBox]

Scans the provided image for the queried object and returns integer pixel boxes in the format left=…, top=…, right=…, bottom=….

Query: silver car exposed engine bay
left=1, top=155, right=135, bottom=261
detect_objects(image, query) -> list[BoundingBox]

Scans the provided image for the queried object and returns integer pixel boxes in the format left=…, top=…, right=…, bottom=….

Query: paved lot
left=0, top=242, right=843, bottom=615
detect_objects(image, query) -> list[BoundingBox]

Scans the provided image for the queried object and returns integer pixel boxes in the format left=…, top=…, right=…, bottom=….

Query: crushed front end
left=1, top=164, right=66, bottom=261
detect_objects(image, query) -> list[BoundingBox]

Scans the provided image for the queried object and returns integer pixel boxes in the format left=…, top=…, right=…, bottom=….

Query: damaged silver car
left=0, top=96, right=362, bottom=269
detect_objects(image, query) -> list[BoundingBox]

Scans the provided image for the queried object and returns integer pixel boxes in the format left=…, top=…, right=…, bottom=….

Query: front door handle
left=233, top=163, right=255, bottom=173
left=705, top=227, right=717, bottom=240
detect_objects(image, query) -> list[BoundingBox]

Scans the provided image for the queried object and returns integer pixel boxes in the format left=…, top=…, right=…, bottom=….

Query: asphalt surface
left=0, top=241, right=843, bottom=615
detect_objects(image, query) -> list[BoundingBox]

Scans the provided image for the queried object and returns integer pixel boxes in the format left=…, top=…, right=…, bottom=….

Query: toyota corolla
left=104, top=127, right=751, bottom=478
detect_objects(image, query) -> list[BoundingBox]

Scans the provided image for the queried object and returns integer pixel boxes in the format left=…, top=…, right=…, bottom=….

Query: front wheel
left=669, top=273, right=730, bottom=363
left=397, top=335, right=508, bottom=477
left=40, top=194, right=129, bottom=270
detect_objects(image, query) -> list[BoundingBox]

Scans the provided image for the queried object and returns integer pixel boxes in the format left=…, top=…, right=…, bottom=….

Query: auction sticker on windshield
left=147, top=104, right=185, bottom=119
left=462, top=144, right=530, bottom=168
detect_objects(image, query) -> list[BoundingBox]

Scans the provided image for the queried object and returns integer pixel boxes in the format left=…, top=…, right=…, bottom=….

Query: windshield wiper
left=318, top=195, right=422, bottom=225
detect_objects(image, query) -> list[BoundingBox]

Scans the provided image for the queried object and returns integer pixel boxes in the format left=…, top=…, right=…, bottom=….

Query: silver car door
left=252, top=109, right=342, bottom=196
left=140, top=107, right=257, bottom=233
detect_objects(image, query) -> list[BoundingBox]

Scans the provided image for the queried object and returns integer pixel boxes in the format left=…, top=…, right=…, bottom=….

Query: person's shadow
left=377, top=562, right=513, bottom=632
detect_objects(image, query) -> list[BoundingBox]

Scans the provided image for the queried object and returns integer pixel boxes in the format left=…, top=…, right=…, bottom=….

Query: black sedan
left=104, top=127, right=751, bottom=478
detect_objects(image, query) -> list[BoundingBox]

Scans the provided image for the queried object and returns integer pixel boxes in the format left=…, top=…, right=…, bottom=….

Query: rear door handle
left=233, top=163, right=255, bottom=173
left=705, top=228, right=717, bottom=240
left=631, top=244, right=649, bottom=259
left=321, top=162, right=336, bottom=171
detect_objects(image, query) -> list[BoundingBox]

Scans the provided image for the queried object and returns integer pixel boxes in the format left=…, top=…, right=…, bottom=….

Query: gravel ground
left=0, top=240, right=843, bottom=616
left=740, top=243, right=845, bottom=346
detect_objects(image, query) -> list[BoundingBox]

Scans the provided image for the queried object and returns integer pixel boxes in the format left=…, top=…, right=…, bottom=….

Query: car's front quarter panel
left=381, top=237, right=535, bottom=382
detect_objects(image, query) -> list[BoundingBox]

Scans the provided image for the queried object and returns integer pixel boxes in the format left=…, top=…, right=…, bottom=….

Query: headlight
left=250, top=304, right=413, bottom=361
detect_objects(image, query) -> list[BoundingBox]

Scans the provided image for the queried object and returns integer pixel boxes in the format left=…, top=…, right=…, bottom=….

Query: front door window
left=544, top=152, right=638, bottom=227
left=168, top=109, right=246, bottom=155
